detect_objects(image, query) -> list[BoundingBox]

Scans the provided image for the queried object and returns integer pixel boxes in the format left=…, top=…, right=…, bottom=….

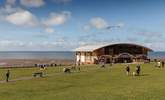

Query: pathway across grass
left=0, top=65, right=99, bottom=83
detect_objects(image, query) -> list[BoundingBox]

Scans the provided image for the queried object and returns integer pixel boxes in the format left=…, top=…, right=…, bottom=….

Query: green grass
left=0, top=63, right=165, bottom=100
left=0, top=66, right=63, bottom=81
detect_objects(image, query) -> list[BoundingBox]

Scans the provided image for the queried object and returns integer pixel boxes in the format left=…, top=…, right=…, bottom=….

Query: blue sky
left=0, top=0, right=165, bottom=51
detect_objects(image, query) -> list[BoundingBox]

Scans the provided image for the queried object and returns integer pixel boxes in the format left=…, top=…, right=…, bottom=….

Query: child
left=125, top=65, right=130, bottom=76
left=133, top=72, right=136, bottom=76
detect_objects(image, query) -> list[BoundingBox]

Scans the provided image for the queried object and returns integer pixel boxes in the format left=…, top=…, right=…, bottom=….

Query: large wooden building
left=75, top=43, right=153, bottom=64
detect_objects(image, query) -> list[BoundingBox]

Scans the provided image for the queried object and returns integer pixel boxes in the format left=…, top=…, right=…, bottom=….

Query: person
left=125, top=65, right=130, bottom=76
left=157, top=61, right=161, bottom=68
left=133, top=71, right=136, bottom=76
left=75, top=59, right=81, bottom=71
left=78, top=67, right=80, bottom=71
left=100, top=59, right=105, bottom=68
left=6, top=70, right=10, bottom=82
left=63, top=68, right=71, bottom=73
left=40, top=65, right=44, bottom=70
left=78, top=59, right=81, bottom=66
left=124, top=60, right=127, bottom=63
left=162, top=61, right=164, bottom=68
left=136, top=65, right=141, bottom=76
left=94, top=58, right=98, bottom=64
left=110, top=62, right=113, bottom=66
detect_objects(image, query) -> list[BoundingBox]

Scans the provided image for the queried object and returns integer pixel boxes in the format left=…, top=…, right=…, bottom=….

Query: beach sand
left=0, top=59, right=74, bottom=68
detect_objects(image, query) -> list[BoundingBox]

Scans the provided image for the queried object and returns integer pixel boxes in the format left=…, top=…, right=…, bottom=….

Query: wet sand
left=0, top=59, right=75, bottom=68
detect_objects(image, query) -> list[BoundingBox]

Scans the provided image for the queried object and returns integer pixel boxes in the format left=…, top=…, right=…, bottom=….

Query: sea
left=0, top=51, right=75, bottom=60
left=148, top=51, right=165, bottom=59
left=0, top=51, right=163, bottom=60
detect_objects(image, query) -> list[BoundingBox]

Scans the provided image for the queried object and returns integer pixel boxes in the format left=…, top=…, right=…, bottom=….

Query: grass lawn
left=0, top=63, right=165, bottom=100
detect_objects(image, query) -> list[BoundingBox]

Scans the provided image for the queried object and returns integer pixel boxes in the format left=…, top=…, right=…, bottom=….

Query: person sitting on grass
left=132, top=71, right=136, bottom=76
left=125, top=65, right=130, bottom=76
left=63, top=68, right=71, bottom=73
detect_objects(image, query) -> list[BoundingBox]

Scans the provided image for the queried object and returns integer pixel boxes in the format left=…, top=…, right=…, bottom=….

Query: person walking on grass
left=162, top=61, right=164, bottom=68
left=6, top=70, right=10, bottom=82
left=101, top=59, right=105, bottom=68
left=136, top=65, right=141, bottom=76
left=77, top=59, right=81, bottom=66
left=77, top=59, right=81, bottom=71
left=157, top=61, right=161, bottom=68
left=125, top=65, right=130, bottom=76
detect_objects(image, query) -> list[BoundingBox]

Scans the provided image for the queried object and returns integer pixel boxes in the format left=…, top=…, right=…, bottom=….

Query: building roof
left=75, top=43, right=153, bottom=52
left=75, top=44, right=107, bottom=52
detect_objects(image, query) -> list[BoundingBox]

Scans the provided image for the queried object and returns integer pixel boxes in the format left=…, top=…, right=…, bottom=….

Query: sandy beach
left=0, top=59, right=75, bottom=68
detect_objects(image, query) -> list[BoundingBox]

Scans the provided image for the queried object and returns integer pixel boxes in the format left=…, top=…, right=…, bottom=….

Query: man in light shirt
left=157, top=61, right=161, bottom=68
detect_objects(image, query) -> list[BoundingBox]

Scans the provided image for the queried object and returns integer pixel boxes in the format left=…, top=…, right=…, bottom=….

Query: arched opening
left=115, top=53, right=134, bottom=63
left=98, top=55, right=112, bottom=63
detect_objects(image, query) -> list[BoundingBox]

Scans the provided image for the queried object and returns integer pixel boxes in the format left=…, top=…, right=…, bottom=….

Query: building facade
left=75, top=43, right=153, bottom=64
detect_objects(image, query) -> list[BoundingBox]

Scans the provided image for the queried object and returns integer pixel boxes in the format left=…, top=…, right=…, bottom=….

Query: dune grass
left=0, top=63, right=165, bottom=100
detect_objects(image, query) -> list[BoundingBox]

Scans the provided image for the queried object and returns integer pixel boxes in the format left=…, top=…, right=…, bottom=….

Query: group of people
left=4, top=59, right=165, bottom=83
left=125, top=64, right=141, bottom=76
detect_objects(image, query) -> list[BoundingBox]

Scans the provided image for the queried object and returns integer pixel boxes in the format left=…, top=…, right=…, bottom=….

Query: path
left=0, top=72, right=63, bottom=84
left=0, top=65, right=107, bottom=83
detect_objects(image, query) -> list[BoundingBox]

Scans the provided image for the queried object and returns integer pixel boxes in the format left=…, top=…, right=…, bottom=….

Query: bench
left=33, top=72, right=43, bottom=77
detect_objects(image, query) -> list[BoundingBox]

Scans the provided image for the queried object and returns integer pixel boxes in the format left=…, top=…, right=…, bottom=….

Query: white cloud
left=0, top=40, right=25, bottom=47
left=43, top=11, right=71, bottom=26
left=20, top=0, right=45, bottom=7
left=0, top=39, right=72, bottom=50
left=90, top=17, right=108, bottom=29
left=145, top=43, right=165, bottom=51
left=0, top=5, right=39, bottom=27
left=52, top=0, right=72, bottom=4
left=83, top=17, right=124, bottom=31
left=0, top=5, right=22, bottom=17
left=5, top=10, right=38, bottom=26
left=0, top=2, right=72, bottom=38
left=45, top=27, right=55, bottom=33
left=117, top=22, right=125, bottom=28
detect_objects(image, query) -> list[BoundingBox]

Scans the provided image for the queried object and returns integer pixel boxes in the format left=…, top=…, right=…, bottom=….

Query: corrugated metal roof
left=74, top=44, right=106, bottom=52
left=74, top=42, right=153, bottom=52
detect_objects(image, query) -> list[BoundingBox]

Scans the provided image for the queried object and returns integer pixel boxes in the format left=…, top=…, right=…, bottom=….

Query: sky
left=0, top=0, right=165, bottom=51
